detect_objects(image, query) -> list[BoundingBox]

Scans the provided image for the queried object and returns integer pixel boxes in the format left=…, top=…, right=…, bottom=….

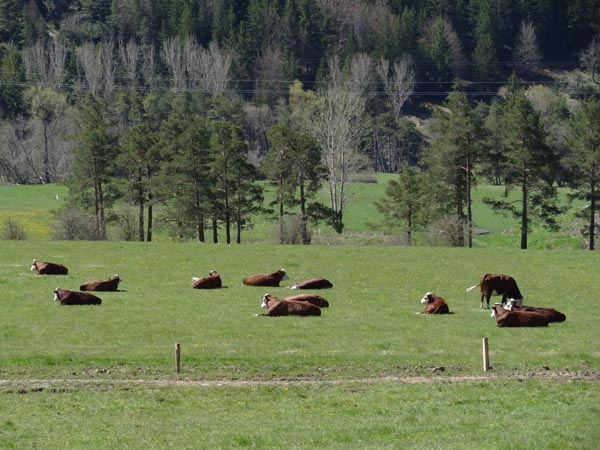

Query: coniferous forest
left=1, top=0, right=600, bottom=248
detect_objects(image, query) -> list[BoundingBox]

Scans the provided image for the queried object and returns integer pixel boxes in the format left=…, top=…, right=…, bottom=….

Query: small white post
left=175, top=342, right=181, bottom=373
left=482, top=337, right=490, bottom=372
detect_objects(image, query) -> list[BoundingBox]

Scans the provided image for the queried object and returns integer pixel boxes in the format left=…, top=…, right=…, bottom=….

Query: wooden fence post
left=482, top=337, right=490, bottom=372
left=175, top=342, right=181, bottom=373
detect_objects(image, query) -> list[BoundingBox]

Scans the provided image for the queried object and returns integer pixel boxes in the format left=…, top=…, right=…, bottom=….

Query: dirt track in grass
left=2, top=370, right=599, bottom=392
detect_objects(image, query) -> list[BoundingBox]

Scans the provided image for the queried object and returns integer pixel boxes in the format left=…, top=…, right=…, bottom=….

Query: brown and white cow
left=54, top=288, right=102, bottom=305
left=491, top=303, right=548, bottom=327
left=505, top=299, right=566, bottom=323
left=243, top=269, right=289, bottom=287
left=257, top=293, right=321, bottom=317
left=192, top=270, right=222, bottom=289
left=419, top=292, right=450, bottom=314
left=467, top=273, right=523, bottom=309
left=31, top=259, right=68, bottom=275
left=80, top=275, right=121, bottom=291
left=290, top=277, right=333, bottom=290
left=284, top=293, right=329, bottom=308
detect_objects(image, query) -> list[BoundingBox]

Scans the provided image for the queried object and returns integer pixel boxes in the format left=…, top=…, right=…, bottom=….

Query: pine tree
left=565, top=96, right=600, bottom=250
left=374, top=164, right=430, bottom=245
left=483, top=78, right=561, bottom=249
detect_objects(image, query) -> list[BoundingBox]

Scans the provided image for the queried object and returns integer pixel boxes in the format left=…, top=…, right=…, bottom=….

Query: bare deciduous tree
left=161, top=37, right=186, bottom=92
left=513, top=21, right=541, bottom=73
left=580, top=37, right=600, bottom=84
left=376, top=56, right=415, bottom=120
left=77, top=41, right=113, bottom=98
left=201, top=41, right=233, bottom=95
left=141, top=45, right=157, bottom=90
left=119, top=39, right=139, bottom=87
left=306, top=54, right=370, bottom=232
left=22, top=40, right=67, bottom=90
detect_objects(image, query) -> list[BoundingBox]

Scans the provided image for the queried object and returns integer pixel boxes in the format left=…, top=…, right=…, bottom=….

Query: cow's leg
left=485, top=294, right=492, bottom=309
left=480, top=294, right=484, bottom=309
left=501, top=294, right=507, bottom=306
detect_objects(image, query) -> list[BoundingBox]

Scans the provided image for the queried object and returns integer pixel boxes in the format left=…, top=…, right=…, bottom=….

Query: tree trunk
left=224, top=188, right=231, bottom=244
left=212, top=216, right=218, bottom=243
left=43, top=121, right=50, bottom=184
left=300, top=182, right=310, bottom=245
left=138, top=177, right=145, bottom=242
left=590, top=183, right=596, bottom=251
left=97, top=181, right=106, bottom=240
left=521, top=166, right=528, bottom=250
left=147, top=192, right=153, bottom=242
left=466, top=156, right=473, bottom=248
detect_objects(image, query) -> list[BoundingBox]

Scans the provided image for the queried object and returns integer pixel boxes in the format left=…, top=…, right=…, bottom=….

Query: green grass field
left=0, top=182, right=599, bottom=449
left=0, top=178, right=587, bottom=247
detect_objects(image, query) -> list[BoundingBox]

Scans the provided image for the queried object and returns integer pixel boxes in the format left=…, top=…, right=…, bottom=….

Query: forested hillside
left=1, top=0, right=599, bottom=248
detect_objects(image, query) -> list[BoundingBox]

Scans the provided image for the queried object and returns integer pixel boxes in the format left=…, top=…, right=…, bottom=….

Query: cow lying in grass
left=31, top=259, right=68, bottom=275
left=257, top=293, right=321, bottom=317
left=284, top=293, right=329, bottom=308
left=505, top=299, right=566, bottom=323
left=290, top=277, right=333, bottom=290
left=54, top=288, right=102, bottom=305
left=243, top=269, right=289, bottom=287
left=491, top=303, right=548, bottom=327
left=419, top=292, right=450, bottom=314
left=80, top=275, right=121, bottom=291
left=467, top=273, right=524, bottom=309
left=192, top=270, right=222, bottom=289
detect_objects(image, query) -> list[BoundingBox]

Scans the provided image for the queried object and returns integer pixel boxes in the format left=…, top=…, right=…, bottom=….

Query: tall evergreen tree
left=565, top=97, right=600, bottom=250
left=424, top=89, right=488, bottom=247
left=374, top=164, right=430, bottom=245
left=483, top=78, right=561, bottom=249
left=69, top=96, right=119, bottom=240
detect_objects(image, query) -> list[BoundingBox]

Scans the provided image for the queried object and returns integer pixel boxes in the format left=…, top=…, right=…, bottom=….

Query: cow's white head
left=280, top=269, right=289, bottom=281
left=53, top=288, right=60, bottom=302
left=491, top=303, right=503, bottom=318
left=209, top=270, right=218, bottom=276
left=506, top=298, right=521, bottom=310
left=420, top=292, right=433, bottom=304
left=261, top=293, right=271, bottom=309
left=31, top=260, right=37, bottom=271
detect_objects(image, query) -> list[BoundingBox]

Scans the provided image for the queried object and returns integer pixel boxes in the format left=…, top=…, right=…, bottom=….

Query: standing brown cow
left=419, top=292, right=450, bottom=314
left=54, top=288, right=102, bottom=305
left=243, top=269, right=289, bottom=287
left=192, top=270, right=222, bottom=289
left=257, top=293, right=321, bottom=317
left=467, top=273, right=523, bottom=309
left=80, top=275, right=121, bottom=291
left=31, top=259, right=68, bottom=275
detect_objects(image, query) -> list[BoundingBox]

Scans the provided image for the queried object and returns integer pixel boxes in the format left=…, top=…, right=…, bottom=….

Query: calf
left=243, top=269, right=289, bottom=287
left=506, top=299, right=566, bottom=323
left=467, top=273, right=523, bottom=309
left=31, top=259, right=68, bottom=275
left=284, top=293, right=329, bottom=308
left=54, top=288, right=102, bottom=305
left=491, top=303, right=548, bottom=327
left=80, top=275, right=121, bottom=291
left=192, top=270, right=222, bottom=289
left=257, top=293, right=321, bottom=317
left=419, top=292, right=450, bottom=314
left=290, top=277, right=333, bottom=290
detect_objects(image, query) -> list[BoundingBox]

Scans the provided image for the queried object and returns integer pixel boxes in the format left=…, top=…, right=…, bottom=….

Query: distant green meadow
left=0, top=178, right=587, bottom=247
left=0, top=182, right=599, bottom=449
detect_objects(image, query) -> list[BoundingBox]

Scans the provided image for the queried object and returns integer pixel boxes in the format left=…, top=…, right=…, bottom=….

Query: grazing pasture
left=1, top=241, right=599, bottom=448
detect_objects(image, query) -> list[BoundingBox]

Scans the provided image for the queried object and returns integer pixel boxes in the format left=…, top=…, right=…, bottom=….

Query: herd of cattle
left=32, top=259, right=566, bottom=326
